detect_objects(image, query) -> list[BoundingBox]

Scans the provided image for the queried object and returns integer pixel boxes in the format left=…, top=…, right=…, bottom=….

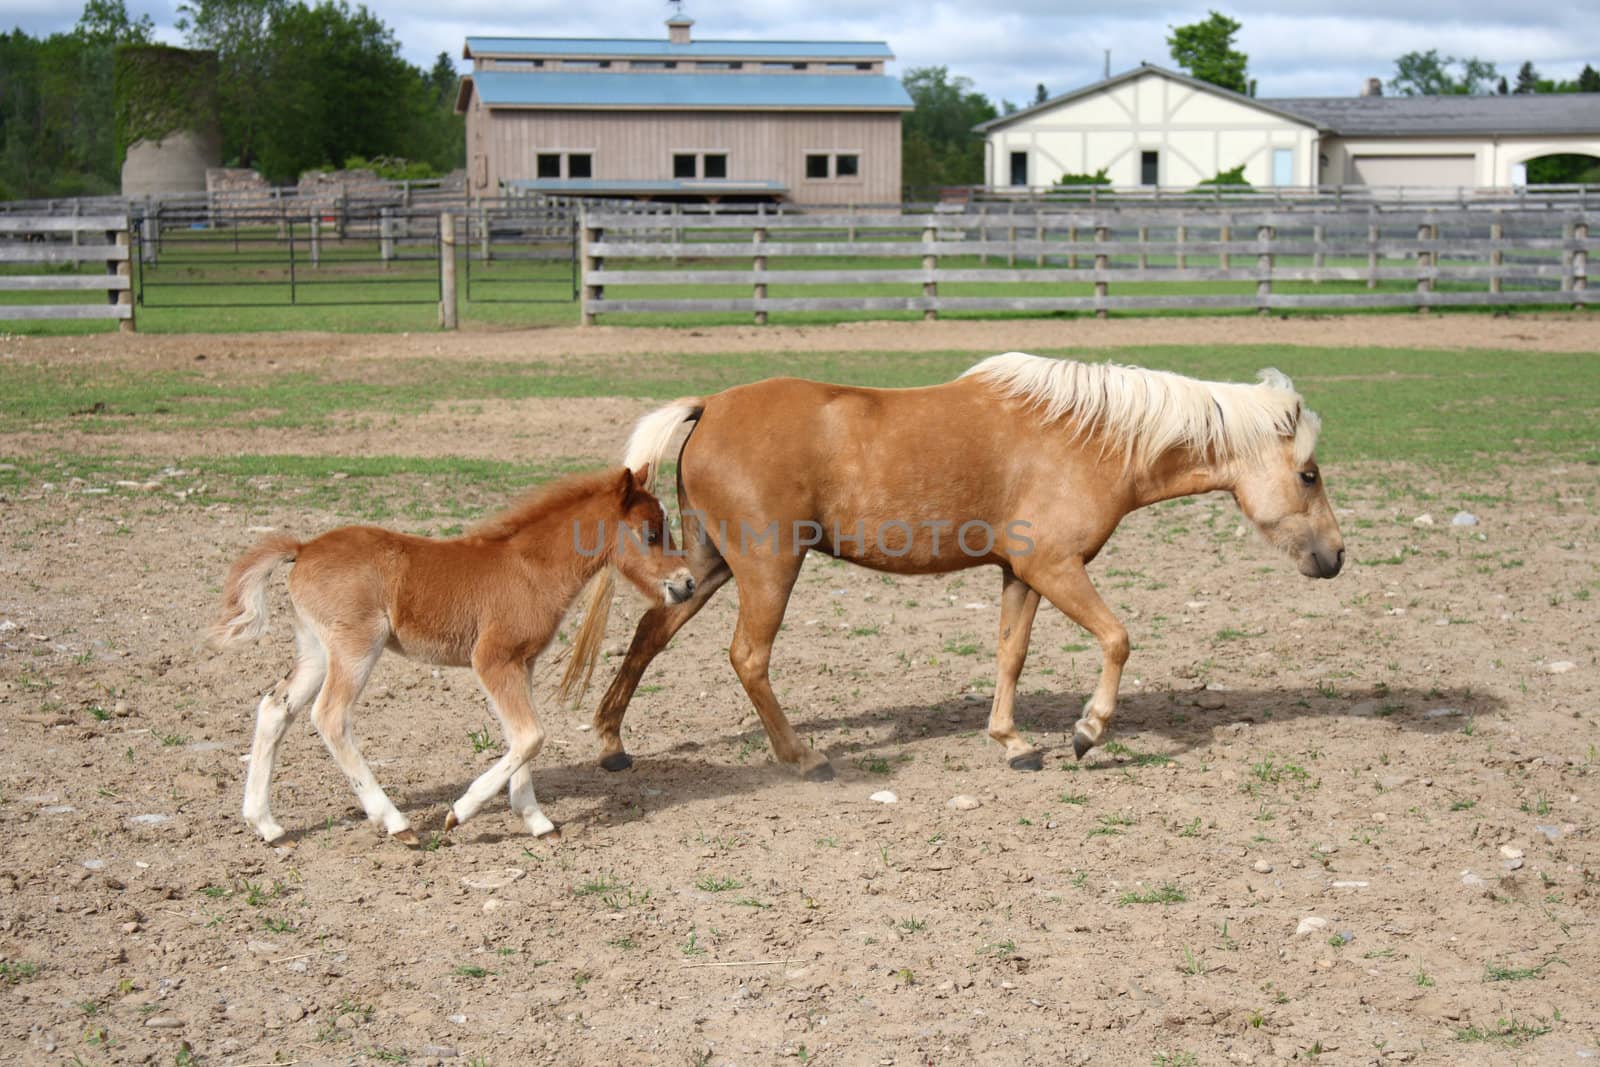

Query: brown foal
left=211, top=466, right=694, bottom=845
left=564, top=353, right=1344, bottom=779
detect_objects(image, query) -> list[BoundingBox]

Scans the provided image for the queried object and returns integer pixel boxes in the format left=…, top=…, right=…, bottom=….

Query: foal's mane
left=963, top=352, right=1320, bottom=466
left=467, top=469, right=622, bottom=541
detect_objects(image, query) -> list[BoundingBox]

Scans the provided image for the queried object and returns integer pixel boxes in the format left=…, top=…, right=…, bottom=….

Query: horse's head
left=612, top=465, right=696, bottom=605
left=1230, top=391, right=1344, bottom=580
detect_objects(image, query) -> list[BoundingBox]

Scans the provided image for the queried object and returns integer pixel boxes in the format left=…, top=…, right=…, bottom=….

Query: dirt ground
left=0, top=316, right=1596, bottom=1067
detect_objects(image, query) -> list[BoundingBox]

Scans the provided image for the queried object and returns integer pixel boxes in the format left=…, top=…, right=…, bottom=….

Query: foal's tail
left=208, top=533, right=302, bottom=650
left=558, top=397, right=705, bottom=703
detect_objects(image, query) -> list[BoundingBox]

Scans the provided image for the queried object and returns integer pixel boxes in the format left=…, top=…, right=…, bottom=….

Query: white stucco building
left=977, top=64, right=1600, bottom=190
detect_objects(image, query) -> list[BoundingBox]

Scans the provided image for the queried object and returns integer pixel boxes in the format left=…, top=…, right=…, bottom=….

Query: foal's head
left=1228, top=380, right=1344, bottom=580
left=608, top=466, right=696, bottom=605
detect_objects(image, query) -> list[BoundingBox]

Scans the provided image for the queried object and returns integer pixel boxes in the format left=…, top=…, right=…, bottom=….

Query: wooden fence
left=0, top=215, right=134, bottom=330
left=579, top=205, right=1593, bottom=325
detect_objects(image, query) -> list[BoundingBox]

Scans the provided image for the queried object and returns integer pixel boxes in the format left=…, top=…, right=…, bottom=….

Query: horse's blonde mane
left=963, top=352, right=1320, bottom=466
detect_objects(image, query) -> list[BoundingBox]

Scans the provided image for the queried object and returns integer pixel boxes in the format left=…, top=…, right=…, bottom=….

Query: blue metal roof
left=507, top=178, right=789, bottom=195
left=468, top=70, right=912, bottom=110
left=465, top=37, right=894, bottom=60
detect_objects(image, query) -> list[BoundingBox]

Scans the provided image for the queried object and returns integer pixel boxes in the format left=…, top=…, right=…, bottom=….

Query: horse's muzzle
left=1305, top=545, right=1344, bottom=579
left=664, top=572, right=696, bottom=604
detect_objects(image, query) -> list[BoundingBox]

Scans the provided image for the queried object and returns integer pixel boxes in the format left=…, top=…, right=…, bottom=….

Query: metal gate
left=132, top=203, right=442, bottom=308
left=463, top=202, right=577, bottom=303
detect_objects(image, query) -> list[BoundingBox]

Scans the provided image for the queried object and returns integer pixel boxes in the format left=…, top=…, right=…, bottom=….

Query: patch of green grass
left=1119, top=882, right=1187, bottom=906
left=0, top=959, right=40, bottom=985
left=1455, top=1016, right=1553, bottom=1046
left=695, top=875, right=743, bottom=893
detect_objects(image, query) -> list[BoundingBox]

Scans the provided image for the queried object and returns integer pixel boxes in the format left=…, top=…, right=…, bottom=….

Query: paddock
left=0, top=317, right=1594, bottom=1064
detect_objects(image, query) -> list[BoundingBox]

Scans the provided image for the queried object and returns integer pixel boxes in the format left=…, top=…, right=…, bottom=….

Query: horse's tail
left=559, top=397, right=705, bottom=703
left=208, top=533, right=302, bottom=650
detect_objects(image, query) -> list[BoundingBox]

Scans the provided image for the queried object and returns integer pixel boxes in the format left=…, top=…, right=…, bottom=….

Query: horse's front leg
left=1022, top=559, right=1130, bottom=758
left=987, top=569, right=1044, bottom=770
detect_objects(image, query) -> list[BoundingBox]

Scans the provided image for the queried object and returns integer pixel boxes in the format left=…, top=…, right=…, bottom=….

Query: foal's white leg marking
left=508, top=764, right=556, bottom=838
left=309, top=630, right=411, bottom=837
left=242, top=620, right=326, bottom=843
left=449, top=659, right=547, bottom=835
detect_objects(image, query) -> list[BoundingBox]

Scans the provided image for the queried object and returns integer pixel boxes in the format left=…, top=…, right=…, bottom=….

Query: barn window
left=673, top=153, right=697, bottom=179
left=805, top=154, right=830, bottom=179
left=1141, top=150, right=1159, bottom=186
left=536, top=153, right=561, bottom=179
left=704, top=154, right=728, bottom=179
left=568, top=154, right=592, bottom=179
left=835, top=154, right=859, bottom=177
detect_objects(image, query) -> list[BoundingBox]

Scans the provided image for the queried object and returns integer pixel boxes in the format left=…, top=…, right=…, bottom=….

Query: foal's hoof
left=801, top=759, right=836, bottom=783
left=599, top=751, right=633, bottom=773
left=392, top=828, right=422, bottom=849
left=537, top=827, right=563, bottom=844
left=443, top=810, right=460, bottom=832
left=1008, top=751, right=1045, bottom=772
left=1072, top=731, right=1096, bottom=761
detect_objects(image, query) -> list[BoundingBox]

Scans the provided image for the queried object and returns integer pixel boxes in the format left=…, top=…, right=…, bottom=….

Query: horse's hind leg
left=242, top=617, right=327, bottom=843
left=727, top=556, right=832, bottom=781
left=988, top=570, right=1044, bottom=771
left=1022, top=559, right=1129, bottom=758
left=593, top=521, right=731, bottom=771
left=308, top=630, right=414, bottom=842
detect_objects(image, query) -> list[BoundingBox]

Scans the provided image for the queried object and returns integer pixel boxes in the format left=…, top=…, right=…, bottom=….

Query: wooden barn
left=454, top=13, right=913, bottom=205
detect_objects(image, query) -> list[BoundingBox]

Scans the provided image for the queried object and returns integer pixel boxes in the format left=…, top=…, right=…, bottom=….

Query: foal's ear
left=627, top=464, right=654, bottom=494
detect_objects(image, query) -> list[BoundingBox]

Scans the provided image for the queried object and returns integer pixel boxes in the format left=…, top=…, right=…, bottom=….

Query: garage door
left=1351, top=155, right=1476, bottom=188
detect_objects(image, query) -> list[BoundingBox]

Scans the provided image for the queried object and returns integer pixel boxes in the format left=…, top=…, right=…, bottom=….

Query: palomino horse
left=211, top=467, right=694, bottom=845
left=564, top=353, right=1344, bottom=780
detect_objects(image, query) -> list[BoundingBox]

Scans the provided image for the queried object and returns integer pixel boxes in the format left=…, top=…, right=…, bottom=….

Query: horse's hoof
left=392, top=828, right=422, bottom=849
left=443, top=811, right=459, bottom=832
left=1072, top=731, right=1095, bottom=760
left=801, top=759, right=835, bottom=783
left=537, top=827, right=563, bottom=844
left=599, top=751, right=633, bottom=772
left=1008, top=751, right=1044, bottom=772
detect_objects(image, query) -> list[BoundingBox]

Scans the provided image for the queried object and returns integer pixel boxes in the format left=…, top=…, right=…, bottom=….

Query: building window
left=1141, top=150, right=1159, bottom=186
left=1272, top=148, right=1294, bottom=186
left=1009, top=151, right=1028, bottom=186
left=536, top=152, right=592, bottom=180
left=672, top=152, right=729, bottom=179
left=806, top=153, right=861, bottom=180
left=697, top=61, right=742, bottom=70
left=631, top=60, right=677, bottom=70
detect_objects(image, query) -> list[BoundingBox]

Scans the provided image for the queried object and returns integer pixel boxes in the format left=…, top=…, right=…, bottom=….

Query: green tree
left=1389, top=50, right=1498, bottom=95
left=900, top=66, right=997, bottom=194
left=1580, top=64, right=1600, bottom=92
left=1167, top=11, right=1249, bottom=94
left=177, top=0, right=284, bottom=167
left=1513, top=62, right=1539, bottom=94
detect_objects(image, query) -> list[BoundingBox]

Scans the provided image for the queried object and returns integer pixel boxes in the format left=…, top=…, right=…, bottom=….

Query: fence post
left=1034, top=213, right=1045, bottom=268
left=1176, top=224, right=1187, bottom=270
left=310, top=214, right=320, bottom=268
left=1137, top=225, right=1149, bottom=271
left=1257, top=224, right=1273, bottom=316
left=581, top=208, right=603, bottom=327
left=1489, top=211, right=1503, bottom=295
left=1006, top=205, right=1017, bottom=268
left=1093, top=224, right=1109, bottom=320
left=439, top=211, right=457, bottom=330
left=978, top=205, right=988, bottom=266
left=1219, top=222, right=1231, bottom=271
left=380, top=207, right=394, bottom=268
left=1312, top=222, right=1325, bottom=284
left=116, top=224, right=135, bottom=334
left=1068, top=225, right=1078, bottom=269
left=753, top=225, right=768, bottom=326
left=1416, top=219, right=1433, bottom=313
left=1574, top=220, right=1587, bottom=308
left=1367, top=219, right=1379, bottom=289
left=922, top=220, right=938, bottom=322
left=140, top=213, right=157, bottom=265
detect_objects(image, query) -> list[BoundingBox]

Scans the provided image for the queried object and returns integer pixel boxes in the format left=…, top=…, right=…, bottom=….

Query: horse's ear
left=628, top=464, right=654, bottom=493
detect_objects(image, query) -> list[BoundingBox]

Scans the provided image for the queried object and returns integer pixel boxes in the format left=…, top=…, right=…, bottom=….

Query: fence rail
left=0, top=214, right=133, bottom=328
left=579, top=206, right=1593, bottom=324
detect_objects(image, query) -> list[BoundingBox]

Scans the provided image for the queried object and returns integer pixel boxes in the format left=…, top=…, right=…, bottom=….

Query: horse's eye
left=1299, top=470, right=1319, bottom=486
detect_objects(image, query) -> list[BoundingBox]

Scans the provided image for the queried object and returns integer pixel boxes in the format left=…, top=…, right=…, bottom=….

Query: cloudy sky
left=7, top=0, right=1596, bottom=105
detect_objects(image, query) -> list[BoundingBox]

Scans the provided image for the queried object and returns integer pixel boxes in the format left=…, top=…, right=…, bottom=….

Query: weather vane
left=669, top=0, right=684, bottom=16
